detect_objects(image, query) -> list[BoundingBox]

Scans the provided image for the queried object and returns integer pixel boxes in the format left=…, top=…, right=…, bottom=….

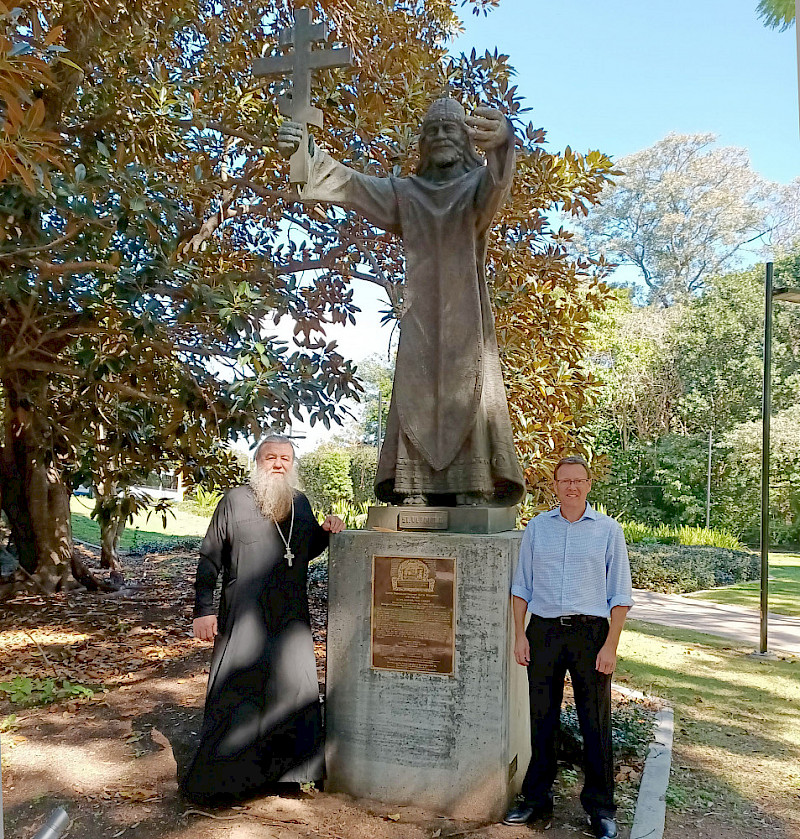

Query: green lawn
left=617, top=621, right=800, bottom=832
left=686, top=552, right=800, bottom=617
left=70, top=496, right=211, bottom=550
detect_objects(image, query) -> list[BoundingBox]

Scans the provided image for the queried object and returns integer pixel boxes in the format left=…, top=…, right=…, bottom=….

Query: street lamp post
left=759, top=262, right=800, bottom=654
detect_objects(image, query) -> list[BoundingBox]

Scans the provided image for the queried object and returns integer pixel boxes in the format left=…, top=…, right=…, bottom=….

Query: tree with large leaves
left=1, top=0, right=619, bottom=594
left=0, top=0, right=366, bottom=594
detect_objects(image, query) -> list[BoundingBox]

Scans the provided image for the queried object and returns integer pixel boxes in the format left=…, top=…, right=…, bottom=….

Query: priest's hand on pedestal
left=465, top=106, right=510, bottom=151
left=193, top=615, right=218, bottom=641
left=321, top=514, right=345, bottom=534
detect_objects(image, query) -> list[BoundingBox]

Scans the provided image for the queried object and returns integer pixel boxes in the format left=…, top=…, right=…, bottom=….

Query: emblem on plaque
left=392, top=558, right=436, bottom=593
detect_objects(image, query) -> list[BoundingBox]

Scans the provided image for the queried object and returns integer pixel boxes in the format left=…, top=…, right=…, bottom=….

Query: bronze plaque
left=397, top=509, right=449, bottom=530
left=371, top=555, right=456, bottom=675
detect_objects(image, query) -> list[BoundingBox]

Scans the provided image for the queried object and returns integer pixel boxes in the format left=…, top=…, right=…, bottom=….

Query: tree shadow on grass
left=620, top=622, right=800, bottom=757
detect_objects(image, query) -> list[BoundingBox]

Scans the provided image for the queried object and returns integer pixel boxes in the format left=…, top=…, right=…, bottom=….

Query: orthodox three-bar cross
left=254, top=7, right=352, bottom=184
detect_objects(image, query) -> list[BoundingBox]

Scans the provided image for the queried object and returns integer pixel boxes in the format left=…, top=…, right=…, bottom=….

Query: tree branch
left=348, top=269, right=394, bottom=292
left=5, top=361, right=172, bottom=403
left=30, top=259, right=119, bottom=275
left=225, top=178, right=283, bottom=200
left=0, top=222, right=88, bottom=259
left=175, top=119, right=266, bottom=149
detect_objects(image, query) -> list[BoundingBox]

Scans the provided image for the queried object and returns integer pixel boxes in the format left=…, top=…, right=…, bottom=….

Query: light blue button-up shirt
left=511, top=503, right=633, bottom=618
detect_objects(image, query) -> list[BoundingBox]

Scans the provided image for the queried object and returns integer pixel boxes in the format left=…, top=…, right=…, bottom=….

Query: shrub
left=0, top=676, right=96, bottom=706
left=627, top=543, right=758, bottom=593
left=127, top=536, right=202, bottom=557
left=560, top=701, right=653, bottom=765
left=308, top=556, right=328, bottom=585
left=349, top=445, right=378, bottom=506
left=299, top=446, right=353, bottom=511
left=186, top=486, right=224, bottom=517
left=329, top=499, right=369, bottom=529
left=621, top=521, right=743, bottom=550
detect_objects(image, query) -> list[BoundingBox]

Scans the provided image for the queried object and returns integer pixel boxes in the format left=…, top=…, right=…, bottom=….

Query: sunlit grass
left=686, top=552, right=800, bottom=616
left=617, top=621, right=800, bottom=830
left=70, top=496, right=210, bottom=550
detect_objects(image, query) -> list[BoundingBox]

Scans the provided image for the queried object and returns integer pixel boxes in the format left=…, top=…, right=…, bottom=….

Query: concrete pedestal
left=326, top=529, right=530, bottom=821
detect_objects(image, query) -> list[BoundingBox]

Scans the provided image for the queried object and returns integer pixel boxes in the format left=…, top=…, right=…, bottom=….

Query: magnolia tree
left=0, top=0, right=619, bottom=594
left=577, top=133, right=797, bottom=304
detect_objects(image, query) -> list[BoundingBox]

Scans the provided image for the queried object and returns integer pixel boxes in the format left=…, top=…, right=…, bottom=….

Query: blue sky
left=455, top=0, right=798, bottom=185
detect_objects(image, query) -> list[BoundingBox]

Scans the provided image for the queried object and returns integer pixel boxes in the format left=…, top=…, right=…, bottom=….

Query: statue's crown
left=422, top=97, right=466, bottom=125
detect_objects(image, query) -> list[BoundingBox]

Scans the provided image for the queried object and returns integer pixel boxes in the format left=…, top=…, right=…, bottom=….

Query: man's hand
left=277, top=120, right=307, bottom=158
left=595, top=642, right=617, bottom=675
left=514, top=634, right=530, bottom=666
left=465, top=106, right=509, bottom=151
left=321, top=514, right=345, bottom=534
left=193, top=615, right=217, bottom=641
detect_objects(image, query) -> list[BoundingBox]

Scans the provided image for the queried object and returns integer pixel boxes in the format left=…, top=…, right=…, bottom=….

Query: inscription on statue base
left=398, top=510, right=449, bottom=530
left=371, top=555, right=456, bottom=675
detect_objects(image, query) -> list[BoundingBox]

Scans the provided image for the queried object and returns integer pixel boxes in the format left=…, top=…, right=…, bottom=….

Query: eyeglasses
left=556, top=479, right=590, bottom=487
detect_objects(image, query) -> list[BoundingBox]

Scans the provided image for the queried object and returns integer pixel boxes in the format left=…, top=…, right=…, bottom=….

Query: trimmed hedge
left=304, top=544, right=758, bottom=594
left=628, top=543, right=758, bottom=593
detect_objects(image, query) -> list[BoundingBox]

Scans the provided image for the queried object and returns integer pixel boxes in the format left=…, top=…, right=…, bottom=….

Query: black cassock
left=179, top=487, right=329, bottom=804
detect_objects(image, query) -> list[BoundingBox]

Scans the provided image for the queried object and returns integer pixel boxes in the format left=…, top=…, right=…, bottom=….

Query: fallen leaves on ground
left=0, top=547, right=203, bottom=702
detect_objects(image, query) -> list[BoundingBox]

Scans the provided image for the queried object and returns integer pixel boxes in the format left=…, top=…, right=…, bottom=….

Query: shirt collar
left=549, top=502, right=596, bottom=522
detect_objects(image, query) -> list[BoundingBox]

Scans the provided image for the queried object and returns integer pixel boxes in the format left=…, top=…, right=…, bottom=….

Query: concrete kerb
left=612, top=683, right=673, bottom=839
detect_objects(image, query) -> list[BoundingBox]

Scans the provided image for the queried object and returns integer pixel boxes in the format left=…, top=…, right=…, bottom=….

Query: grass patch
left=0, top=676, right=96, bottom=707
left=70, top=496, right=210, bottom=550
left=686, top=552, right=800, bottom=617
left=617, top=620, right=800, bottom=831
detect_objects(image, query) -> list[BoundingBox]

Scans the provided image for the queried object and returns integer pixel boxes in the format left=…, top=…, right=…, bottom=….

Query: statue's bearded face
left=419, top=118, right=470, bottom=170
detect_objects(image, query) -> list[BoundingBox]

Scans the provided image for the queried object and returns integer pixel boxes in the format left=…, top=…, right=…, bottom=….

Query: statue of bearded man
left=278, top=98, right=525, bottom=508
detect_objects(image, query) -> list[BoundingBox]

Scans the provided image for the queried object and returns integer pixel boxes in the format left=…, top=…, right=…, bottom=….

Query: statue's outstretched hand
left=465, top=106, right=509, bottom=151
left=277, top=120, right=304, bottom=158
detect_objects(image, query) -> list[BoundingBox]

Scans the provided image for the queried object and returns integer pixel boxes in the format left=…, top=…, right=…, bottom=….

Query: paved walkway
left=630, top=589, right=800, bottom=656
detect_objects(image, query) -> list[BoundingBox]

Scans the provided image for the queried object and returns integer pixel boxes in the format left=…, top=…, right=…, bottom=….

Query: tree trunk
left=0, top=399, right=73, bottom=592
left=98, top=504, right=127, bottom=588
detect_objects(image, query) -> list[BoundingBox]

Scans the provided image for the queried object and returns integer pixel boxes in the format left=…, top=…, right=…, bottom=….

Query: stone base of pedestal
left=325, top=529, right=530, bottom=822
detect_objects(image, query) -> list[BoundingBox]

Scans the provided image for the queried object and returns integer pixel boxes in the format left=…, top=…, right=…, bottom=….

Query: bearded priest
left=179, top=435, right=344, bottom=806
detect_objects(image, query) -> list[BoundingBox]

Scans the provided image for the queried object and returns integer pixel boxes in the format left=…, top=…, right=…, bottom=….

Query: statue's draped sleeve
left=474, top=119, right=516, bottom=231
left=296, top=148, right=402, bottom=234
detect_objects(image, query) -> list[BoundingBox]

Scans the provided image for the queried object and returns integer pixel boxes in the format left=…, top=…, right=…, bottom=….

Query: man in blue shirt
left=503, top=456, right=633, bottom=839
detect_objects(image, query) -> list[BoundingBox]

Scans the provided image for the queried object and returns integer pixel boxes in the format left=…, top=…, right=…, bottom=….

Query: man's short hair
left=254, top=434, right=296, bottom=462
left=553, top=455, right=592, bottom=480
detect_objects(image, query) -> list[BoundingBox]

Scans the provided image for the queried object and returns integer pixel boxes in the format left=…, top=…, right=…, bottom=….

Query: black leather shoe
left=502, top=798, right=553, bottom=826
left=589, top=815, right=618, bottom=839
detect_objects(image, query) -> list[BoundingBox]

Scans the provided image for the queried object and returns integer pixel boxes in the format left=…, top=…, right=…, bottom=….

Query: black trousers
left=520, top=615, right=615, bottom=818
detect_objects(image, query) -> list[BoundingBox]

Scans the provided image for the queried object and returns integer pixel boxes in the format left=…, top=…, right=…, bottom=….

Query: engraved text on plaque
left=371, top=555, right=456, bottom=675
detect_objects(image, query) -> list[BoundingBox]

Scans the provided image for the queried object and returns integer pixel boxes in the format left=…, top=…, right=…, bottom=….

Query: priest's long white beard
left=249, top=466, right=296, bottom=522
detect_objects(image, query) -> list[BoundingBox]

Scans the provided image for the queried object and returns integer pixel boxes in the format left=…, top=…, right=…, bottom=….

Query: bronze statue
left=277, top=97, right=525, bottom=507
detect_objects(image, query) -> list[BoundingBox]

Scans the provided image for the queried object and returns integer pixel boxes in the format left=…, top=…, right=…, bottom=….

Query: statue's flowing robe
left=298, top=135, right=524, bottom=505
left=179, top=487, right=327, bottom=804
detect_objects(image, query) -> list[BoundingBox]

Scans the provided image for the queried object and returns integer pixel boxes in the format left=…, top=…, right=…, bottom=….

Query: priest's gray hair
left=253, top=434, right=296, bottom=462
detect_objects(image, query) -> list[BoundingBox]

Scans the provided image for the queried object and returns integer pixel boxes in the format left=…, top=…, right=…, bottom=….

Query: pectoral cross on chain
left=254, top=7, right=352, bottom=184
